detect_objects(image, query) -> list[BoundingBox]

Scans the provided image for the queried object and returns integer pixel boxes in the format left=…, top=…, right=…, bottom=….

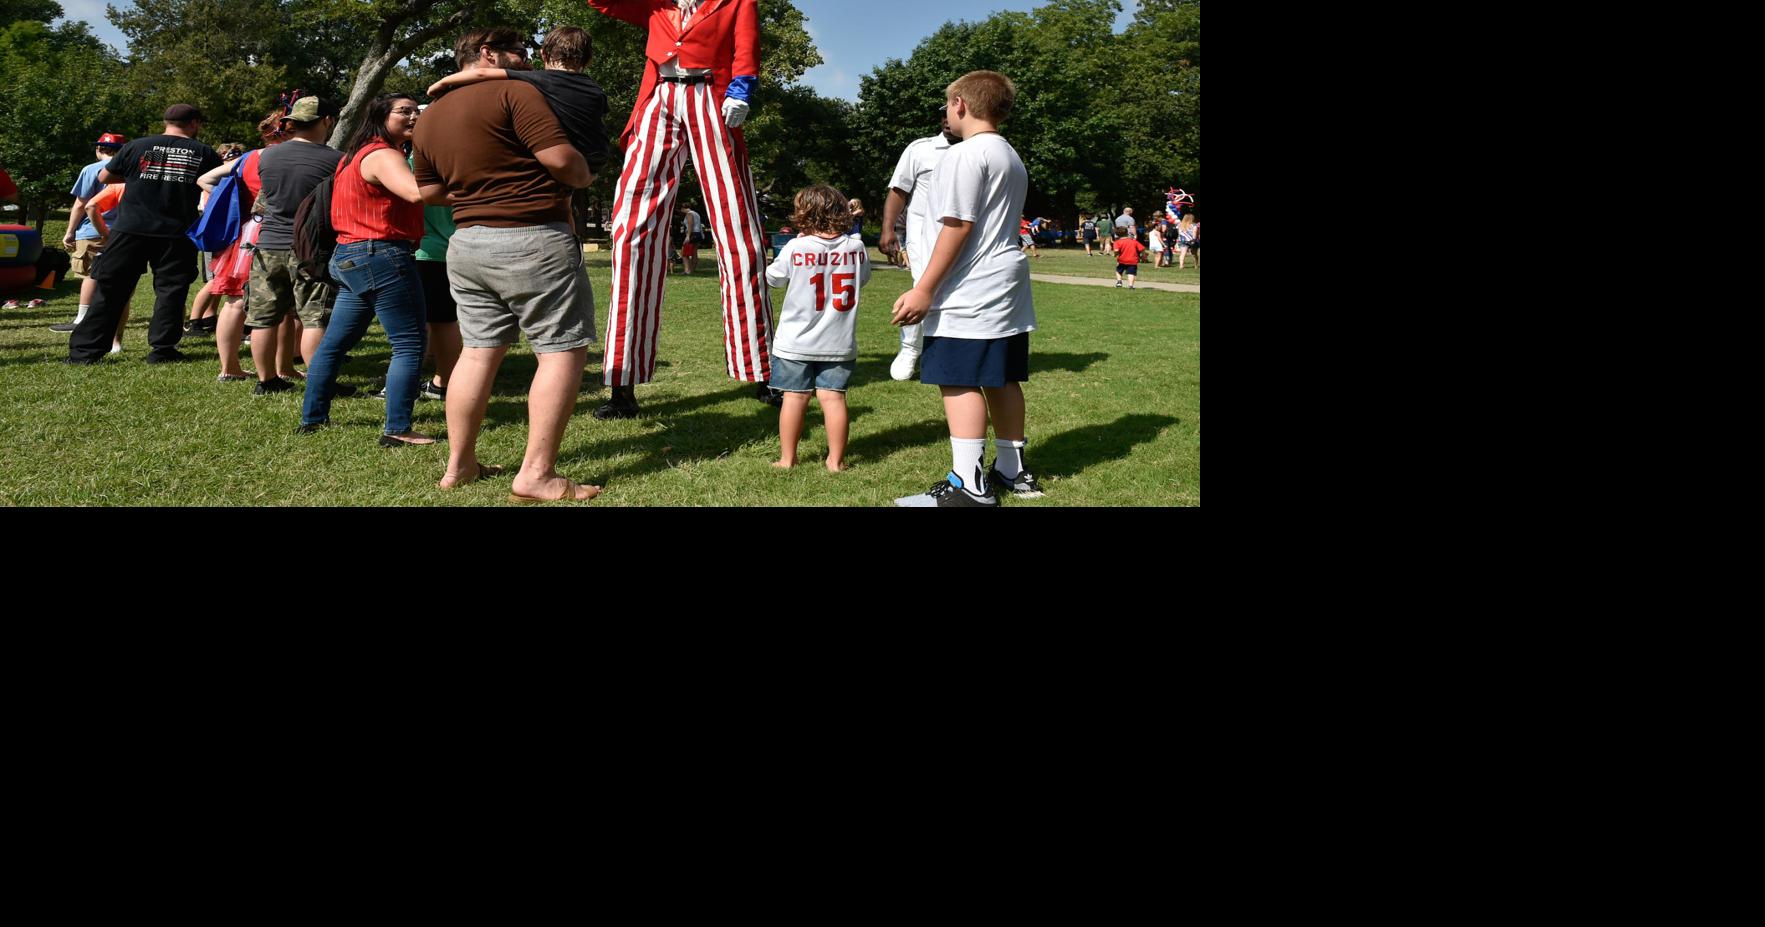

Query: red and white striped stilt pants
left=604, top=79, right=773, bottom=386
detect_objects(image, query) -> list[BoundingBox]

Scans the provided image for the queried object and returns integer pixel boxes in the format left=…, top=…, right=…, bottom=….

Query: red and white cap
left=94, top=133, right=128, bottom=148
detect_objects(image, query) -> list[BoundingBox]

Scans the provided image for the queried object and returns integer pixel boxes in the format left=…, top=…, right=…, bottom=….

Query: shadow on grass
left=1037, top=414, right=1180, bottom=478
left=1031, top=351, right=1110, bottom=375
left=846, top=415, right=953, bottom=463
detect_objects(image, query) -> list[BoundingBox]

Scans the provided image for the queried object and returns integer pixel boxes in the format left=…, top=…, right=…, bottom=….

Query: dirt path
left=1031, top=273, right=1199, bottom=293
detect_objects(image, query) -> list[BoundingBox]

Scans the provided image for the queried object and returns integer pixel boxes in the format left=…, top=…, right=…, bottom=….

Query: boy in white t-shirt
left=765, top=185, right=873, bottom=472
left=891, top=71, right=1042, bottom=507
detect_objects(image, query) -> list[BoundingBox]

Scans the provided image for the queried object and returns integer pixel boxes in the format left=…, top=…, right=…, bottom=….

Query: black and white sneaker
left=988, top=465, right=1046, bottom=499
left=894, top=470, right=999, bottom=508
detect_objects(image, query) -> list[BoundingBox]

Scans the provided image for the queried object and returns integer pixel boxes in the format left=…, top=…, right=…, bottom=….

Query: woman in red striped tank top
left=299, top=93, right=433, bottom=447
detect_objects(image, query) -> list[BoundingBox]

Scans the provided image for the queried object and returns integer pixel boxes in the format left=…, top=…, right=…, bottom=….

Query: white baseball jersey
left=888, top=132, right=954, bottom=278
left=916, top=132, right=1036, bottom=339
left=765, top=233, right=872, bottom=362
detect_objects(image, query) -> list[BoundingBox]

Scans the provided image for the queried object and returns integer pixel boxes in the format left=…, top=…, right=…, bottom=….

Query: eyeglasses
left=487, top=44, right=529, bottom=59
left=390, top=108, right=420, bottom=116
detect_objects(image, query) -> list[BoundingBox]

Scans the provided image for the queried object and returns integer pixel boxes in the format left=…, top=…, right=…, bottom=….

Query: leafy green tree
left=0, top=17, right=149, bottom=229
left=847, top=0, right=1200, bottom=229
left=1, top=0, right=63, bottom=25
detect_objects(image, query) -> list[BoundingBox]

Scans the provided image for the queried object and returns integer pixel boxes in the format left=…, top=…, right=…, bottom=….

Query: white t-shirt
left=888, top=132, right=953, bottom=278
left=765, top=233, right=873, bottom=362
left=915, top=132, right=1036, bottom=339
left=682, top=208, right=702, bottom=237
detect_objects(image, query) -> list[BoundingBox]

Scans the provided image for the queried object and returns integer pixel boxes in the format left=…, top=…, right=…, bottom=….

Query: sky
left=57, top=0, right=1140, bottom=102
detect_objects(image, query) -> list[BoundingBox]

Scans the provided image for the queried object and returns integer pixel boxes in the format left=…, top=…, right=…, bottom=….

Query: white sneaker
left=889, top=349, right=919, bottom=381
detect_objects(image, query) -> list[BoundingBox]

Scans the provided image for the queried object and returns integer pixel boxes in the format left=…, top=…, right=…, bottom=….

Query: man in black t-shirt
left=66, top=104, right=221, bottom=365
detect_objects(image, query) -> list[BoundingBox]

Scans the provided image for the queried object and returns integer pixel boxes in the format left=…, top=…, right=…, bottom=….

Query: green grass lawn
left=2, top=228, right=1199, bottom=506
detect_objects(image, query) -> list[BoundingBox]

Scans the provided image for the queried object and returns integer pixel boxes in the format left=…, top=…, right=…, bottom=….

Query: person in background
left=49, top=132, right=127, bottom=334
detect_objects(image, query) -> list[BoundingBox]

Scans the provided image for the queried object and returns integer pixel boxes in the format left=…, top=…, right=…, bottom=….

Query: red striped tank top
left=331, top=139, right=422, bottom=245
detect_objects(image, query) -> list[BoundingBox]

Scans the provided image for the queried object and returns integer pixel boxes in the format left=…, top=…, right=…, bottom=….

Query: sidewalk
left=1031, top=273, right=1199, bottom=294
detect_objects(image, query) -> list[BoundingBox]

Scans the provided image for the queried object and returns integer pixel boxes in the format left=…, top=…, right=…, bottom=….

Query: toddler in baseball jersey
left=765, top=185, right=872, bottom=471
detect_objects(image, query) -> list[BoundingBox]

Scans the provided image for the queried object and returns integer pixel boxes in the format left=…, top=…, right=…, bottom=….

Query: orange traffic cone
left=35, top=271, right=57, bottom=290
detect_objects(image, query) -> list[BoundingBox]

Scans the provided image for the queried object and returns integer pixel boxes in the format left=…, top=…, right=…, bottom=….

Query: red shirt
left=1115, top=238, right=1146, bottom=265
left=331, top=140, right=422, bottom=244
left=0, top=168, right=16, bottom=200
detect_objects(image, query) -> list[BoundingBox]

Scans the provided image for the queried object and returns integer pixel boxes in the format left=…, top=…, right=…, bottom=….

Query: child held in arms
left=427, top=26, right=611, bottom=175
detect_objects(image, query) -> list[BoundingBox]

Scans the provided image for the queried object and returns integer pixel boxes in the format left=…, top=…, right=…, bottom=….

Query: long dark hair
left=340, top=93, right=416, bottom=169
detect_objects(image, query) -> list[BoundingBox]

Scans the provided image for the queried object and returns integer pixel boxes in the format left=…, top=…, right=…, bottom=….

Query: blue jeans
left=301, top=240, right=427, bottom=433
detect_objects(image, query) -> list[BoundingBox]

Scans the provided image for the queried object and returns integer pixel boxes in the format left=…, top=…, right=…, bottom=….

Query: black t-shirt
left=104, top=135, right=222, bottom=238
left=256, top=141, right=344, bottom=250
left=508, top=69, right=612, bottom=173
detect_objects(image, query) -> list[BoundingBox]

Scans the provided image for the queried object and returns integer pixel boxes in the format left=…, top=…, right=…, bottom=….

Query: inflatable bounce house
left=1, top=225, right=68, bottom=305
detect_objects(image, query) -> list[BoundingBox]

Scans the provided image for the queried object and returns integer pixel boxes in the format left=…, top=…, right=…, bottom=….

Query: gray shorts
left=448, top=223, right=596, bottom=353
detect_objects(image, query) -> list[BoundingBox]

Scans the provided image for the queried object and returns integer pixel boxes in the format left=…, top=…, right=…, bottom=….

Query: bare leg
left=188, top=280, right=217, bottom=321
left=941, top=386, right=989, bottom=440
left=428, top=321, right=462, bottom=389
left=250, top=316, right=280, bottom=382
left=773, top=391, right=810, bottom=468
left=299, top=322, right=325, bottom=374
left=281, top=315, right=304, bottom=379
left=440, top=345, right=508, bottom=489
left=216, top=297, right=248, bottom=377
left=509, top=347, right=599, bottom=501
left=981, top=383, right=1025, bottom=442
left=819, top=389, right=849, bottom=472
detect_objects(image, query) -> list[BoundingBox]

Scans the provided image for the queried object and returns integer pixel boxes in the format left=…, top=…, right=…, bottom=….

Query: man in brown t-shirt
left=413, top=27, right=598, bottom=502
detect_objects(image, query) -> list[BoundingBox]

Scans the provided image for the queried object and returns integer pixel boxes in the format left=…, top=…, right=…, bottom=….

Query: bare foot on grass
left=439, top=461, right=504, bottom=490
left=772, top=459, right=794, bottom=469
left=509, top=474, right=602, bottom=502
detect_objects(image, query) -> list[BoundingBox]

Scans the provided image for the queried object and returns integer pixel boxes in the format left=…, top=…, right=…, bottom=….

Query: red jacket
left=588, top=0, right=761, bottom=147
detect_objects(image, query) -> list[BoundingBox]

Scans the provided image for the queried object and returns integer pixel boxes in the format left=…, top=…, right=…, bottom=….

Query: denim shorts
left=771, top=357, right=854, bottom=393
left=919, top=332, right=1030, bottom=387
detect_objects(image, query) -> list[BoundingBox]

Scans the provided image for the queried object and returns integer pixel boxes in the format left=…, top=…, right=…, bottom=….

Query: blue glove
left=726, top=75, right=757, bottom=102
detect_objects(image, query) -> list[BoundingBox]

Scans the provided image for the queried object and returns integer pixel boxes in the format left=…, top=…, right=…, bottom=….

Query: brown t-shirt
left=412, top=81, right=574, bottom=228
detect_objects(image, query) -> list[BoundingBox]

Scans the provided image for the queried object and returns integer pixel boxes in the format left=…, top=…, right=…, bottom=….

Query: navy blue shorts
left=920, top=332, right=1030, bottom=387
left=1116, top=263, right=1138, bottom=275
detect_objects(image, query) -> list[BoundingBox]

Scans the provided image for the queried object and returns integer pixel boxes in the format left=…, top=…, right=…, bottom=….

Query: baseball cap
left=284, top=96, right=340, bottom=123
left=163, top=103, right=206, bottom=122
left=94, top=132, right=128, bottom=148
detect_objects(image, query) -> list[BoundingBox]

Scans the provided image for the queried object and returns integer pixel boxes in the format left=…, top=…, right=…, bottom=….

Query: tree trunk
left=332, top=48, right=400, bottom=150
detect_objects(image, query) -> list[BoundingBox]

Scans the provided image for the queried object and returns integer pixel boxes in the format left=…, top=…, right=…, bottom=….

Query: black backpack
left=292, top=174, right=338, bottom=285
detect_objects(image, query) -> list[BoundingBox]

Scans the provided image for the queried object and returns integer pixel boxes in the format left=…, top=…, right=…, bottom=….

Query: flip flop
left=508, top=480, right=601, bottom=504
left=216, top=373, right=252, bottom=382
left=438, top=462, right=505, bottom=491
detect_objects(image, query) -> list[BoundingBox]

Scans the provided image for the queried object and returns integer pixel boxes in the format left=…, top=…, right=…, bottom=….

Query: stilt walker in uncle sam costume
left=586, top=0, right=775, bottom=419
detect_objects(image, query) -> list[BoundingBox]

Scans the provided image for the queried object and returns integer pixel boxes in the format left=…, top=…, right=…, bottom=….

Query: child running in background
left=765, top=185, right=872, bottom=472
left=1113, top=226, right=1145, bottom=288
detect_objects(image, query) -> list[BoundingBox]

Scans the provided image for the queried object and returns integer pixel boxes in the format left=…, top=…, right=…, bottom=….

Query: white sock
left=994, top=438, right=1026, bottom=477
left=75, top=305, right=89, bottom=324
left=951, top=437, right=987, bottom=492
left=899, top=323, right=922, bottom=354
left=109, top=342, right=123, bottom=354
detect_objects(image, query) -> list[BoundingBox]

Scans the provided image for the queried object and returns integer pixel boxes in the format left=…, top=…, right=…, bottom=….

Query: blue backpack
left=187, top=151, right=251, bottom=251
